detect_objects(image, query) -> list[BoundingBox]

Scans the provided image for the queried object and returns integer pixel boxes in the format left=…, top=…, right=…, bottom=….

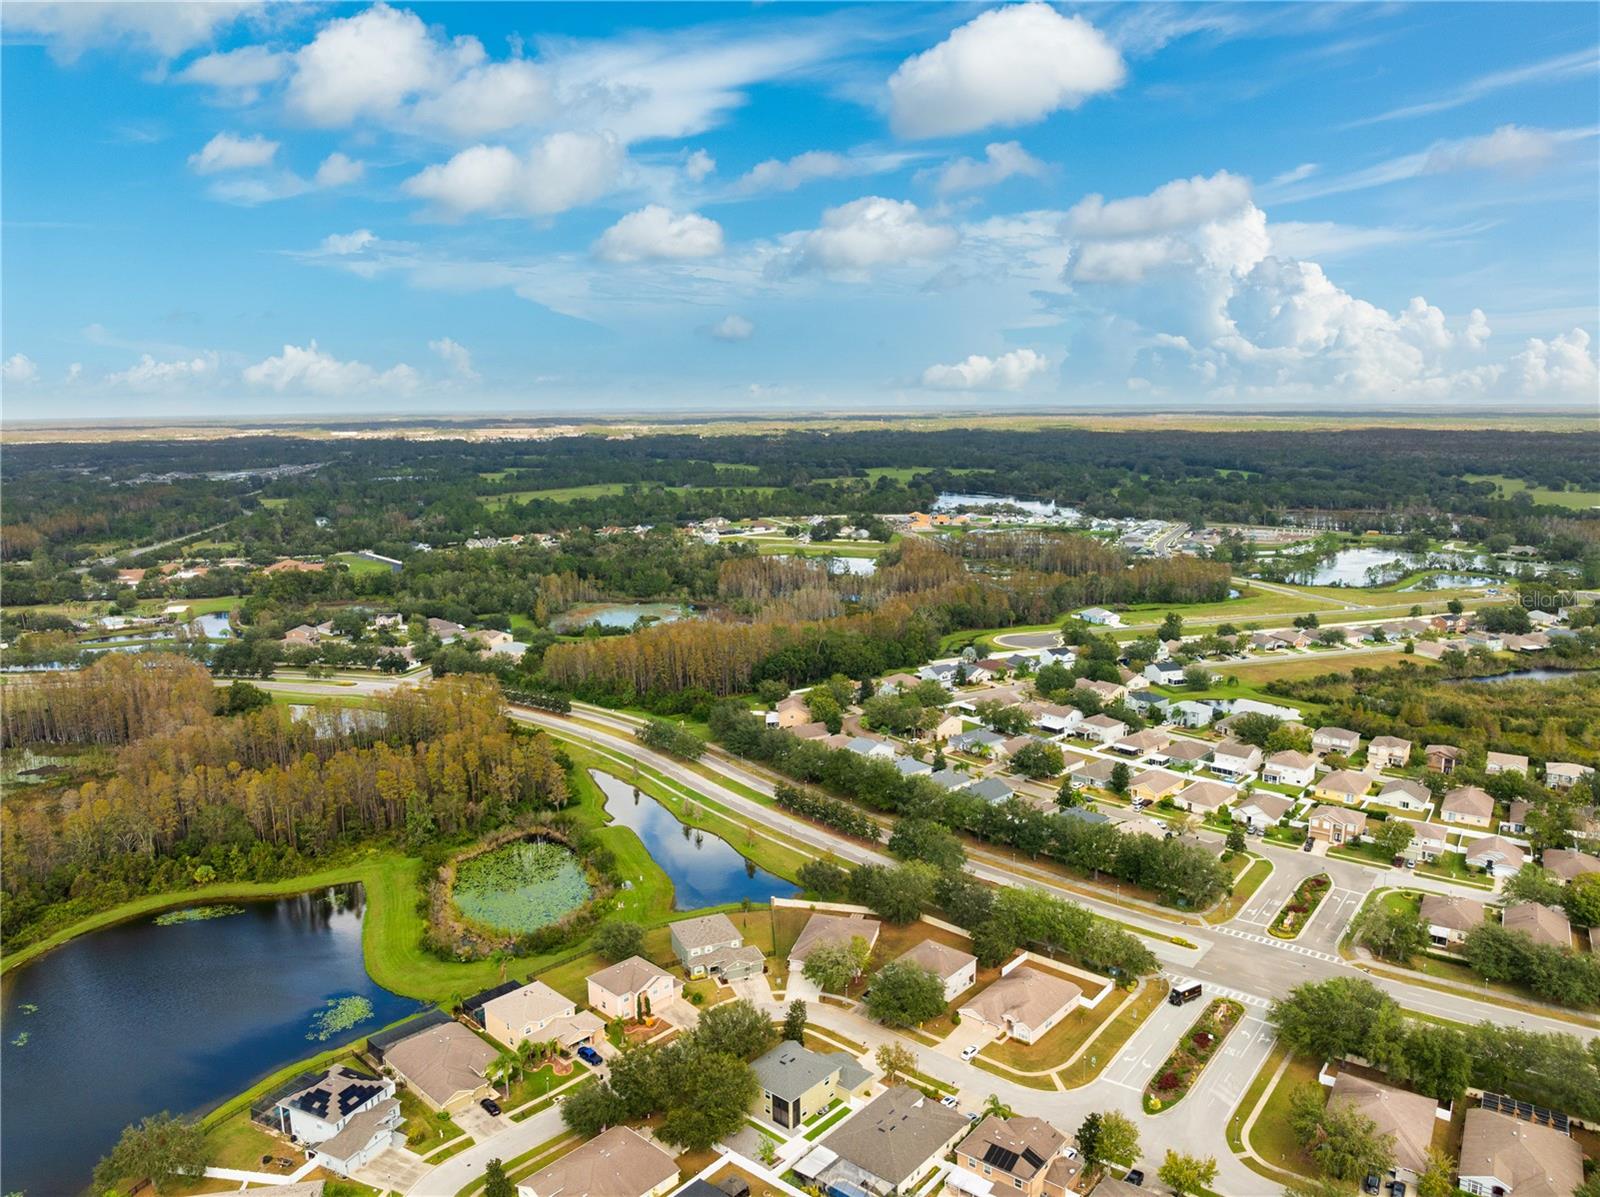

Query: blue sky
left=2, top=1, right=1597, bottom=418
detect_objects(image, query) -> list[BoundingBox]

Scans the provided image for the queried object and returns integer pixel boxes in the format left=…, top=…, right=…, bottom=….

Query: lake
left=0, top=886, right=420, bottom=1196
left=550, top=602, right=693, bottom=632
left=774, top=552, right=878, bottom=576
left=1285, top=548, right=1494, bottom=587
left=590, top=770, right=797, bottom=909
left=934, top=492, right=1081, bottom=521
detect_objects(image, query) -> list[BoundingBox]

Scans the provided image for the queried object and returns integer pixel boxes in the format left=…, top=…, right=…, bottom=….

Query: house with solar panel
left=266, top=1066, right=401, bottom=1176
left=947, top=1113, right=1073, bottom=1197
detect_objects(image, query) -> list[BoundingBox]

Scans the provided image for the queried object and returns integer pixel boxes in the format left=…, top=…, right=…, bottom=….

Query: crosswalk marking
left=1214, top=924, right=1343, bottom=963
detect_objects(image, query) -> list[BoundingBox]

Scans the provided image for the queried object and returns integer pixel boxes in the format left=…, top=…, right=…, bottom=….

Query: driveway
left=357, top=1146, right=432, bottom=1192
left=452, top=1102, right=505, bottom=1141
left=933, top=1017, right=997, bottom=1064
left=661, top=995, right=702, bottom=1030
left=730, top=975, right=775, bottom=1006
left=785, top=974, right=822, bottom=1002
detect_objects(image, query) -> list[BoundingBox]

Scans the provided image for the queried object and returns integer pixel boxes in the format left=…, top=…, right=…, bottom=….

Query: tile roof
left=523, top=1126, right=679, bottom=1197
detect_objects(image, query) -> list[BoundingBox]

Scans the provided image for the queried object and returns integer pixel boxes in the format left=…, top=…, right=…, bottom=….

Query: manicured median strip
left=1142, top=998, right=1244, bottom=1113
left=1269, top=872, right=1330, bottom=939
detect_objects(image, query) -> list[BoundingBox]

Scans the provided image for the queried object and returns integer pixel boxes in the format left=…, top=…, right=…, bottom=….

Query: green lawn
left=331, top=552, right=395, bottom=577
left=1247, top=1052, right=1321, bottom=1177
left=1463, top=474, right=1600, bottom=510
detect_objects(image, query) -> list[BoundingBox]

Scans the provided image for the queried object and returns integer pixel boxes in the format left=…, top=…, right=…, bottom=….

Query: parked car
left=1363, top=1174, right=1381, bottom=1195
left=479, top=1097, right=502, bottom=1117
left=940, top=1096, right=958, bottom=1109
left=1388, top=1183, right=1406, bottom=1197
left=960, top=1044, right=979, bottom=1061
left=576, top=1045, right=604, bottom=1066
left=1302, top=838, right=1314, bottom=852
left=1125, top=1170, right=1144, bottom=1187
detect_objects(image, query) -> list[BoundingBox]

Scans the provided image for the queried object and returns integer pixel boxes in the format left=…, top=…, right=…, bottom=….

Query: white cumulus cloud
left=925, top=141, right=1046, bottom=195
left=409, top=59, right=554, bottom=139
left=314, top=153, right=365, bottom=188
left=922, top=348, right=1050, bottom=391
left=188, top=132, right=279, bottom=175
left=104, top=353, right=219, bottom=391
left=1065, top=171, right=1253, bottom=238
left=793, top=196, right=957, bottom=274
left=404, top=132, right=623, bottom=217
left=243, top=341, right=419, bottom=395
left=429, top=337, right=479, bottom=380
left=888, top=3, right=1124, bottom=139
left=2, top=353, right=40, bottom=385
left=1510, top=329, right=1598, bottom=396
left=684, top=149, right=716, bottom=182
left=176, top=45, right=289, bottom=103
left=594, top=206, right=724, bottom=262
left=709, top=315, right=754, bottom=341
left=319, top=229, right=379, bottom=255
left=4, top=2, right=259, bottom=62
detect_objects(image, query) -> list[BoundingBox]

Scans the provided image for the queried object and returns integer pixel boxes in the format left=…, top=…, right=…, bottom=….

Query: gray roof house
left=751, top=1040, right=872, bottom=1130
left=965, top=776, right=1015, bottom=805
left=797, top=1086, right=969, bottom=1195
left=669, top=912, right=765, bottom=982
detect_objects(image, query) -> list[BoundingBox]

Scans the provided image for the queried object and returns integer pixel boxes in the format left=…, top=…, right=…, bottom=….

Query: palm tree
left=981, top=1094, right=1015, bottom=1120
left=515, top=1038, right=539, bottom=1079
left=488, top=1049, right=518, bottom=1096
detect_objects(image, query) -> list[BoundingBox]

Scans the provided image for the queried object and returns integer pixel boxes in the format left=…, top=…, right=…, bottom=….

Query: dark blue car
left=577, top=1045, right=604, bottom=1066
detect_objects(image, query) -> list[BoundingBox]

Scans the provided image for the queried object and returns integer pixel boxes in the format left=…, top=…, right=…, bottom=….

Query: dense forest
left=5, top=424, right=1598, bottom=565
left=0, top=657, right=568, bottom=951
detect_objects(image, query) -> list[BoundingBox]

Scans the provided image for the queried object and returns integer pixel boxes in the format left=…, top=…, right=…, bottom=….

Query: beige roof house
left=669, top=912, right=765, bottom=981
left=1458, top=1108, right=1585, bottom=1197
left=1464, top=835, right=1526, bottom=874
left=1173, top=780, right=1234, bottom=814
left=1159, top=739, right=1213, bottom=764
left=480, top=980, right=603, bottom=1052
left=1129, top=767, right=1186, bottom=803
left=1441, top=785, right=1496, bottom=827
left=1367, top=735, right=1413, bottom=769
left=1374, top=778, right=1433, bottom=812
left=1420, top=894, right=1487, bottom=945
left=1079, top=714, right=1129, bottom=743
left=520, top=1125, right=679, bottom=1197
left=896, top=939, right=979, bottom=1002
left=807, top=1085, right=968, bottom=1193
left=1545, top=762, right=1595, bottom=790
left=1111, top=728, right=1171, bottom=756
left=953, top=1114, right=1067, bottom=1197
left=1314, top=769, right=1373, bottom=804
left=788, top=912, right=881, bottom=967
left=1542, top=848, right=1600, bottom=883
left=1313, top=727, right=1362, bottom=756
left=381, top=1022, right=497, bottom=1110
left=1502, top=902, right=1572, bottom=948
left=1210, top=740, right=1263, bottom=779
left=1263, top=751, right=1316, bottom=787
left=1329, top=1073, right=1439, bottom=1178
left=1486, top=751, right=1531, bottom=776
left=586, top=956, right=683, bottom=1021
left=959, top=965, right=1081, bottom=1044
left=1307, top=804, right=1367, bottom=844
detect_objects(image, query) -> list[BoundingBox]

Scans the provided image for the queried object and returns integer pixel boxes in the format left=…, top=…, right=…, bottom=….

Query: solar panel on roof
left=983, top=1145, right=1021, bottom=1172
left=1022, top=1148, right=1046, bottom=1170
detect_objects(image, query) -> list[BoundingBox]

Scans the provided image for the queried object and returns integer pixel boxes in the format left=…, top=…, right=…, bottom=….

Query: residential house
left=1367, top=736, right=1414, bottom=770
left=1079, top=714, right=1129, bottom=745
left=877, top=673, right=921, bottom=695
left=845, top=736, right=897, bottom=760
left=1263, top=751, right=1316, bottom=788
left=1545, top=762, right=1595, bottom=790
left=1144, top=660, right=1186, bottom=686
left=919, top=663, right=961, bottom=688
left=1078, top=607, right=1123, bottom=627
left=1074, top=678, right=1127, bottom=704
left=1420, top=894, right=1487, bottom=948
left=791, top=721, right=831, bottom=741
left=1400, top=821, right=1449, bottom=864
left=1157, top=738, right=1213, bottom=766
left=1312, top=727, right=1362, bottom=758
left=1426, top=745, right=1464, bottom=774
left=308, top=1098, right=403, bottom=1177
left=586, top=957, right=683, bottom=1021
left=1457, top=1108, right=1585, bottom=1197
left=1486, top=752, right=1531, bottom=777
left=1209, top=741, right=1263, bottom=780
left=370, top=612, right=404, bottom=629
left=1464, top=836, right=1526, bottom=875
left=1233, top=792, right=1295, bottom=832
left=951, top=728, right=1006, bottom=756
left=380, top=1022, right=498, bottom=1111
left=788, top=913, right=881, bottom=974
left=959, top=966, right=1081, bottom=1044
left=471, top=629, right=515, bottom=652
left=1411, top=638, right=1451, bottom=661
left=268, top=1067, right=398, bottom=1166
left=949, top=1115, right=1068, bottom=1197
left=1117, top=666, right=1150, bottom=693
left=1314, top=770, right=1373, bottom=806
left=797, top=1086, right=968, bottom=1196
left=1173, top=780, right=1233, bottom=815
left=1374, top=778, right=1433, bottom=813
left=775, top=695, right=813, bottom=729
left=1165, top=700, right=1215, bottom=729
left=1502, top=800, right=1532, bottom=835
left=1465, top=631, right=1505, bottom=652
left=1129, top=768, right=1186, bottom=804
left=480, top=981, right=603, bottom=1053
left=1111, top=728, right=1171, bottom=757
left=1307, top=805, right=1367, bottom=846
left=752, top=1040, right=873, bottom=1130
left=967, top=777, right=1016, bottom=805
left=928, top=768, right=974, bottom=792
left=1329, top=1072, right=1440, bottom=1185
left=896, top=939, right=978, bottom=1002
left=426, top=617, right=465, bottom=641
left=1073, top=758, right=1119, bottom=787
left=1502, top=903, right=1572, bottom=948
left=1034, top=704, right=1083, bottom=735
left=283, top=624, right=321, bottom=646
left=669, top=913, right=765, bottom=982
left=999, top=734, right=1045, bottom=760
left=931, top=713, right=966, bottom=741
left=1224, top=698, right=1304, bottom=722
left=894, top=756, right=934, bottom=778
left=1542, top=849, right=1600, bottom=884
left=520, top=1125, right=680, bottom=1197
left=1441, top=786, right=1496, bottom=829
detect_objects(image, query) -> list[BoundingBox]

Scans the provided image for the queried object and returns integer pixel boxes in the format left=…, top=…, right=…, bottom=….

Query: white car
left=940, top=1095, right=959, bottom=1109
left=960, top=1045, right=979, bottom=1061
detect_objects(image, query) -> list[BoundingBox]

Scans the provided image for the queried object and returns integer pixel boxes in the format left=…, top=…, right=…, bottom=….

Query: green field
left=1464, top=474, right=1600, bottom=510
left=331, top=552, right=396, bottom=576
left=482, top=482, right=780, bottom=510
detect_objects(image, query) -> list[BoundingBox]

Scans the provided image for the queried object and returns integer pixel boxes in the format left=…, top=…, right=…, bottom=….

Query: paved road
left=403, top=1105, right=567, bottom=1197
